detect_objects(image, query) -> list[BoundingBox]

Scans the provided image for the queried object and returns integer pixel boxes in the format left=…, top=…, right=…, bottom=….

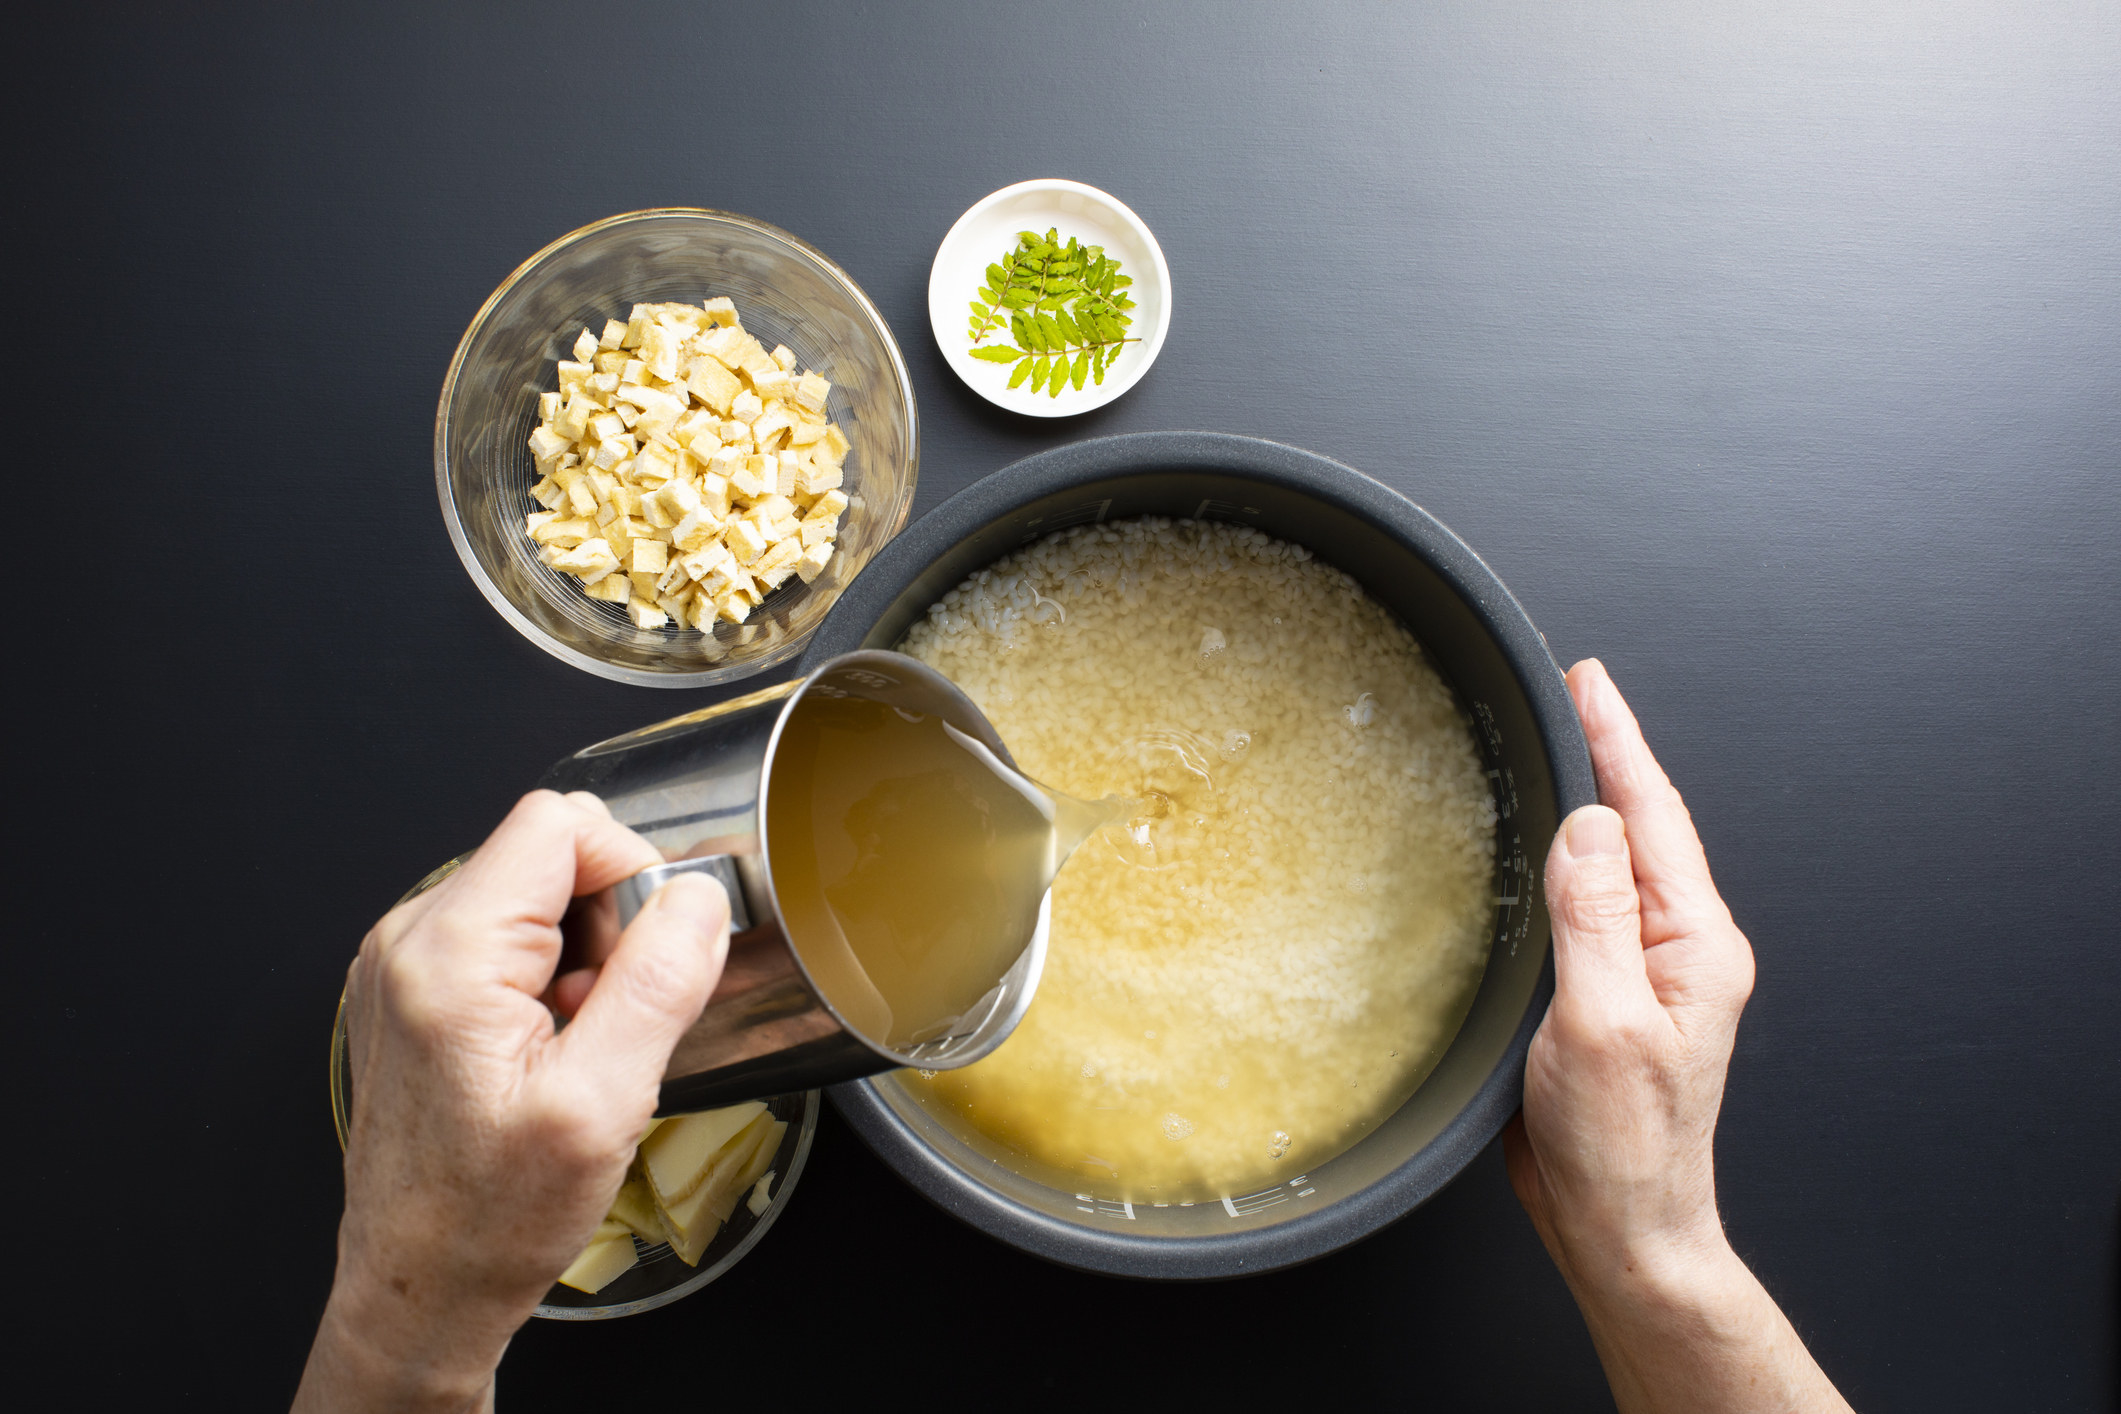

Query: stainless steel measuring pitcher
left=543, top=649, right=1050, bottom=1113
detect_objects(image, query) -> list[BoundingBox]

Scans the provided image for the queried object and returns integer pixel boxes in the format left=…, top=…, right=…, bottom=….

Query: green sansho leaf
left=967, top=226, right=1144, bottom=395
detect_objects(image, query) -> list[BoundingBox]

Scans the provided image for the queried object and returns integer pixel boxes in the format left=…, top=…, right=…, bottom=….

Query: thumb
left=549, top=872, right=730, bottom=1101
left=1544, top=805, right=1653, bottom=1016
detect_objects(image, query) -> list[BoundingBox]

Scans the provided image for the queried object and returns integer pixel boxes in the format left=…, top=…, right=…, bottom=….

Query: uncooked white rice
left=901, top=517, right=1496, bottom=1200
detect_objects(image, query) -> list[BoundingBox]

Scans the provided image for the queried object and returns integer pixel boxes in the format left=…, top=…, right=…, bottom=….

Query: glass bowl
left=329, top=856, right=822, bottom=1318
left=436, top=208, right=919, bottom=687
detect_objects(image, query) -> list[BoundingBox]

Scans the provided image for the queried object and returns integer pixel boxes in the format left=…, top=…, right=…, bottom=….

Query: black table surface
left=17, top=2, right=2118, bottom=1408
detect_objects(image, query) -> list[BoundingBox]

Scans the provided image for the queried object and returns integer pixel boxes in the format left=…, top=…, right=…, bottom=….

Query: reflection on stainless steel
left=613, top=857, right=754, bottom=932
left=544, top=650, right=1051, bottom=1114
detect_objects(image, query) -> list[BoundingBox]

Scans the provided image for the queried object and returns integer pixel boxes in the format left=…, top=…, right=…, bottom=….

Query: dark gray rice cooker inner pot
left=802, top=431, right=1594, bottom=1279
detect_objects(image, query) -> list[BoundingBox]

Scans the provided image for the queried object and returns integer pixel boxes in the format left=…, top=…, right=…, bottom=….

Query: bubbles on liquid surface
left=916, top=1069, right=937, bottom=1079
left=1198, top=626, right=1226, bottom=659
left=1162, top=1113, right=1195, bottom=1141
left=1268, top=1130, right=1291, bottom=1160
left=1100, top=729, right=1233, bottom=873
left=1214, top=1073, right=1231, bottom=1089
left=1346, top=873, right=1368, bottom=894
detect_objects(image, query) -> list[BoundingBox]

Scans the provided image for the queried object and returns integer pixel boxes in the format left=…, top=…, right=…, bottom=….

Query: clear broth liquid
left=765, top=691, right=1118, bottom=1050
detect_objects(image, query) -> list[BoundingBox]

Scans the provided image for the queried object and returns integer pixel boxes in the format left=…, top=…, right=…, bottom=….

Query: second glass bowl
left=329, top=856, right=820, bottom=1318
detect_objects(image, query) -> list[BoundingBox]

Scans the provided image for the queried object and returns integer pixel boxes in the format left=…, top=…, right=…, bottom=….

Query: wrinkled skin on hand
left=1504, top=661, right=1850, bottom=1414
left=1505, top=660, right=1755, bottom=1288
left=295, top=791, right=729, bottom=1414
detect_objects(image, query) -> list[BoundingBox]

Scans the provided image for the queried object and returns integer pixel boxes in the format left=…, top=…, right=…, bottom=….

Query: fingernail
left=1564, top=807, right=1626, bottom=859
left=652, top=872, right=728, bottom=931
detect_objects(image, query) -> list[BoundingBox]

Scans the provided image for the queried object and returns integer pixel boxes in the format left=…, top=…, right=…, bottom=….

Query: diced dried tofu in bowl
left=435, top=209, right=918, bottom=688
left=526, top=300, right=851, bottom=642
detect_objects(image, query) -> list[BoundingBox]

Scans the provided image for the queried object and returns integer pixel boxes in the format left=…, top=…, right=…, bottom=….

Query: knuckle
left=1552, top=865, right=1639, bottom=935
left=507, top=788, right=573, bottom=831
left=524, top=1087, right=630, bottom=1175
left=617, top=944, right=707, bottom=1018
left=1723, top=926, right=1757, bottom=1006
left=562, top=789, right=611, bottom=818
left=1553, top=996, right=1662, bottom=1065
left=366, top=892, right=429, bottom=955
left=374, top=950, right=444, bottom=1035
left=370, top=918, right=474, bottom=1038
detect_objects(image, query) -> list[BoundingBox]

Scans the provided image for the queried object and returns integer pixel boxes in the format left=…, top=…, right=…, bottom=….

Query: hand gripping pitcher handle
left=544, top=650, right=1052, bottom=1115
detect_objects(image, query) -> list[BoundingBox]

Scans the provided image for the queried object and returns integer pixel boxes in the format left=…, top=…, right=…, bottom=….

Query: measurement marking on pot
left=1223, top=1187, right=1289, bottom=1218
left=1024, top=499, right=1113, bottom=536
left=1075, top=1195, right=1137, bottom=1219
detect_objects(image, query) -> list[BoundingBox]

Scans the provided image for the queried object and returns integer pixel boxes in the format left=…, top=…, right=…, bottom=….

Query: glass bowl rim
left=433, top=206, right=920, bottom=688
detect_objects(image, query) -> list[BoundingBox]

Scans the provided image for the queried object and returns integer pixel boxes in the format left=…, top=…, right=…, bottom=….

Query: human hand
left=294, top=791, right=730, bottom=1414
left=1504, top=658, right=1754, bottom=1290
left=1504, top=660, right=1848, bottom=1414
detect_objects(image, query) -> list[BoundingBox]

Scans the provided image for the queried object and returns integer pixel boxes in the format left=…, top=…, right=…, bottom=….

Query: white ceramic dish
left=927, top=179, right=1171, bottom=418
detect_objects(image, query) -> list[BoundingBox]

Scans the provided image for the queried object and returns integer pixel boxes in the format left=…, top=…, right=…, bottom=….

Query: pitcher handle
left=611, top=855, right=754, bottom=933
